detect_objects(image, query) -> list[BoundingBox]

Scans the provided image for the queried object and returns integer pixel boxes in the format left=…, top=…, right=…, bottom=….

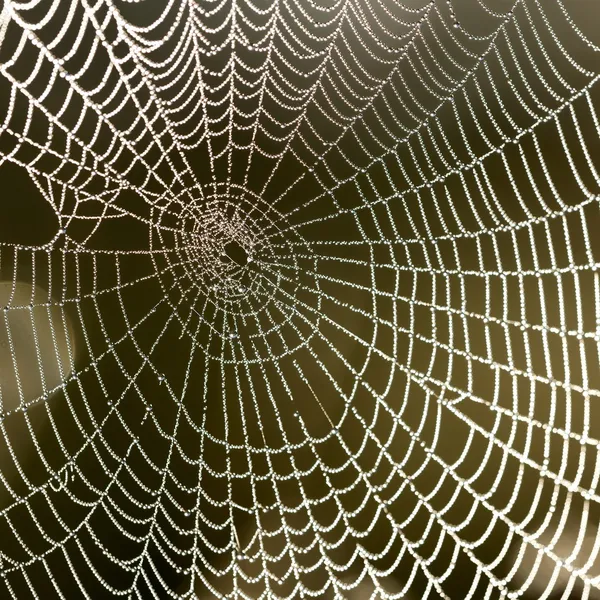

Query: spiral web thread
left=0, top=0, right=599, bottom=598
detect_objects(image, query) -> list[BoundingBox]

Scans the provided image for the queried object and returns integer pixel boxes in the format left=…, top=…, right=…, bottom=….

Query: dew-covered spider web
left=0, top=0, right=599, bottom=598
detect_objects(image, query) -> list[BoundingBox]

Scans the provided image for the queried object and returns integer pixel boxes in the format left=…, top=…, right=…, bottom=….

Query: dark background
left=0, top=0, right=599, bottom=598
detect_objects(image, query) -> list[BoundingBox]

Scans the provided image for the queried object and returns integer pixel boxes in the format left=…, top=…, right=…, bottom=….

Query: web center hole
left=224, top=241, right=248, bottom=266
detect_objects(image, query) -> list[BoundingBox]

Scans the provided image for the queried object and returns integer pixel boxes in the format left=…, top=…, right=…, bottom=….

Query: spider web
left=0, top=0, right=599, bottom=598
